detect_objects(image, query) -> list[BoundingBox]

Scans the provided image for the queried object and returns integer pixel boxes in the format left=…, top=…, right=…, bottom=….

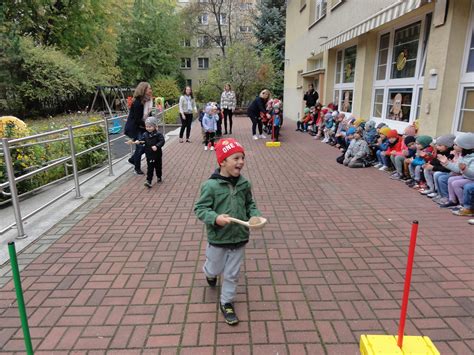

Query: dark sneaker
left=157, top=177, right=162, bottom=183
left=127, top=158, right=134, bottom=165
left=439, top=201, right=458, bottom=208
left=206, top=276, right=217, bottom=287
left=220, top=303, right=239, bottom=325
left=144, top=181, right=152, bottom=188
left=134, top=170, right=144, bottom=175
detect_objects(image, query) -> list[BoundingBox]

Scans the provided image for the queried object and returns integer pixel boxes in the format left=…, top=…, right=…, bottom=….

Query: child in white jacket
left=202, top=103, right=219, bottom=151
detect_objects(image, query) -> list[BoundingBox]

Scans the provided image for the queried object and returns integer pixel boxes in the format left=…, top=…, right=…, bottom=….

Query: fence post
left=67, top=126, right=82, bottom=199
left=8, top=242, right=33, bottom=355
left=2, top=138, right=27, bottom=239
left=102, top=116, right=114, bottom=176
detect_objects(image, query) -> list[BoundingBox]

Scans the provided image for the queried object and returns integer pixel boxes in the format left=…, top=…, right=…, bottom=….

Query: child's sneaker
left=144, top=181, right=152, bottom=188
left=206, top=276, right=217, bottom=287
left=220, top=303, right=239, bottom=325
left=373, top=163, right=382, bottom=168
left=259, top=134, right=266, bottom=139
left=427, top=192, right=438, bottom=198
left=390, top=173, right=401, bottom=180
left=210, top=146, right=215, bottom=151
left=204, top=145, right=208, bottom=151
left=378, top=165, right=388, bottom=171
left=253, top=135, right=259, bottom=140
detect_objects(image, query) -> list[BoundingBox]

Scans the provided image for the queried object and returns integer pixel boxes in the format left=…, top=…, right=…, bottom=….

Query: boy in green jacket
left=194, top=138, right=261, bottom=325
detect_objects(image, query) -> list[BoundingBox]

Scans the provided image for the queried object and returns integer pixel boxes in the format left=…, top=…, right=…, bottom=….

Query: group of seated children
left=296, top=103, right=474, bottom=219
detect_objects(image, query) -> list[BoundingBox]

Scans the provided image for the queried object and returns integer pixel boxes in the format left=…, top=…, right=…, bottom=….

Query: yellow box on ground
left=360, top=335, right=440, bottom=355
left=265, top=142, right=281, bottom=147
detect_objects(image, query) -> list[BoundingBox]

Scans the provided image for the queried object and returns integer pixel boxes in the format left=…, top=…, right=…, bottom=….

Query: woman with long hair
left=220, top=83, right=236, bottom=135
left=178, top=86, right=197, bottom=143
left=247, top=89, right=271, bottom=140
left=124, top=81, right=153, bottom=174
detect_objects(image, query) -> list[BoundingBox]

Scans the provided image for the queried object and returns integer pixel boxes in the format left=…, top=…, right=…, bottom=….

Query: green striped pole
left=8, top=242, right=33, bottom=355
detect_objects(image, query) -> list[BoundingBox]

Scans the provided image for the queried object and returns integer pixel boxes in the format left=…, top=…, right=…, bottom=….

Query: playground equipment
left=360, top=221, right=440, bottom=355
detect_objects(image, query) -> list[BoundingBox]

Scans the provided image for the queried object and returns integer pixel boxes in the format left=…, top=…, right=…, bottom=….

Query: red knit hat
left=215, top=138, right=245, bottom=165
left=387, top=129, right=399, bottom=139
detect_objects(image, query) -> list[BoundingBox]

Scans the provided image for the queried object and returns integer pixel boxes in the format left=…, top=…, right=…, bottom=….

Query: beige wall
left=285, top=0, right=472, bottom=135
left=421, top=0, right=472, bottom=136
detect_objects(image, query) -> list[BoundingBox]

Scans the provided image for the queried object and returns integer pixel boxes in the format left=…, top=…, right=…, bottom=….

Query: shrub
left=162, top=105, right=180, bottom=124
left=151, top=75, right=181, bottom=105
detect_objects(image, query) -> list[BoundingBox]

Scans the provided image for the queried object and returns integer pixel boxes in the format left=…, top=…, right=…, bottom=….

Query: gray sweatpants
left=203, top=244, right=245, bottom=304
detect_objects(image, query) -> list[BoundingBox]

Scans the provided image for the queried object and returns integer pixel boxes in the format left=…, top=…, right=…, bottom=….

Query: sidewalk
left=0, top=116, right=472, bottom=354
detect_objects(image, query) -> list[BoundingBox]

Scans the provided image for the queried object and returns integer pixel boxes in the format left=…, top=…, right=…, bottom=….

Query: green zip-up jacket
left=194, top=171, right=261, bottom=245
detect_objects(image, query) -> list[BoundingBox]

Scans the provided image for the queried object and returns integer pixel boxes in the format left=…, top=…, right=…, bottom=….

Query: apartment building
left=284, top=0, right=474, bottom=135
left=176, top=0, right=257, bottom=90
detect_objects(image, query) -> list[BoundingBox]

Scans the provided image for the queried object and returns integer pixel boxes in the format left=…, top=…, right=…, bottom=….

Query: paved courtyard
left=0, top=116, right=472, bottom=354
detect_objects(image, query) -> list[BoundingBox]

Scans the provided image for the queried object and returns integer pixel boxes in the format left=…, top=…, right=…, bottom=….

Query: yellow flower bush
left=0, top=116, right=30, bottom=138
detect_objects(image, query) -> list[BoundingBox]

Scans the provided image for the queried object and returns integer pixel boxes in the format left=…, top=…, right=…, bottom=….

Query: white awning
left=319, top=0, right=431, bottom=51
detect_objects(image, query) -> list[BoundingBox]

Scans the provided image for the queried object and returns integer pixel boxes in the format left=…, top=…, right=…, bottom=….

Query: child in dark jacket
left=142, top=117, right=165, bottom=188
left=407, top=135, right=433, bottom=188
left=194, top=138, right=262, bottom=326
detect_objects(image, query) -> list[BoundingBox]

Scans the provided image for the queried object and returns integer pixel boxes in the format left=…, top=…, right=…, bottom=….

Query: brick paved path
left=0, top=116, right=472, bottom=354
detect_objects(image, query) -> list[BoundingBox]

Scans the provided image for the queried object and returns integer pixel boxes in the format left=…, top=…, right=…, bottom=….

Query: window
left=198, top=13, right=208, bottom=25
left=458, top=88, right=474, bottom=132
left=315, top=0, right=327, bottom=21
left=467, top=29, right=474, bottom=73
left=387, top=88, right=413, bottom=122
left=182, top=39, right=191, bottom=47
left=181, top=58, right=191, bottom=69
left=199, top=79, right=207, bottom=86
left=198, top=57, right=209, bottom=69
left=376, top=33, right=390, bottom=80
left=373, top=89, right=384, bottom=118
left=371, top=16, right=430, bottom=125
left=186, top=79, right=192, bottom=87
left=197, top=35, right=210, bottom=47
left=416, top=88, right=423, bottom=120
left=239, top=26, right=252, bottom=33
left=334, top=46, right=356, bottom=112
left=219, top=13, right=227, bottom=25
left=391, top=22, right=421, bottom=79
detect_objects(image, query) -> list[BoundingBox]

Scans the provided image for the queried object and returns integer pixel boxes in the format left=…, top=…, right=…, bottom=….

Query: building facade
left=176, top=0, right=257, bottom=90
left=284, top=0, right=474, bottom=135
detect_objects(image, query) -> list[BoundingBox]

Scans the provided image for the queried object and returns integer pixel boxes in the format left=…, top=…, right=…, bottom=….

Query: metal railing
left=0, top=104, right=178, bottom=239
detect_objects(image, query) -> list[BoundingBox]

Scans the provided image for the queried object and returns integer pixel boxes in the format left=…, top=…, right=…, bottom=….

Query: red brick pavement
left=0, top=116, right=472, bottom=354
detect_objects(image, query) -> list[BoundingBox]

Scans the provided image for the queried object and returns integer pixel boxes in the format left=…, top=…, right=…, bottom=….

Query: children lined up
left=297, top=102, right=474, bottom=220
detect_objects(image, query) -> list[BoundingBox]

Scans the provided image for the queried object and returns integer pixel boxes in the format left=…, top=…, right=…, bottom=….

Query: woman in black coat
left=247, top=89, right=271, bottom=140
left=124, top=82, right=153, bottom=174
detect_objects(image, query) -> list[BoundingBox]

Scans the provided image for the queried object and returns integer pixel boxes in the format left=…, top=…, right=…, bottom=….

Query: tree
left=151, top=76, right=181, bottom=104
left=199, top=43, right=275, bottom=106
left=253, top=0, right=286, bottom=97
left=117, top=0, right=182, bottom=84
left=180, top=0, right=256, bottom=57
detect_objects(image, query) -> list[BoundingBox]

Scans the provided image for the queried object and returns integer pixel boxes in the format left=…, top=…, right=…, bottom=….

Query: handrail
left=0, top=104, right=179, bottom=238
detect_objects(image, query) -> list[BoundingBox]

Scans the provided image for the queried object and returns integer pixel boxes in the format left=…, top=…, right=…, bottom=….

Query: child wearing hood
left=374, top=127, right=391, bottom=168
left=297, top=107, right=311, bottom=132
left=438, top=132, right=474, bottom=208
left=343, top=127, right=370, bottom=168
left=322, top=112, right=336, bottom=143
left=389, top=125, right=417, bottom=180
left=421, top=134, right=456, bottom=196
left=202, top=103, right=219, bottom=151
left=407, top=135, right=434, bottom=188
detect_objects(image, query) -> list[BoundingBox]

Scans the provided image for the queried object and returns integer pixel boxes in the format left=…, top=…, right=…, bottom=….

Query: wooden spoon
left=228, top=216, right=267, bottom=230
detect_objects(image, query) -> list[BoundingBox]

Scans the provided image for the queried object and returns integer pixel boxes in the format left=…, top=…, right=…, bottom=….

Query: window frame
left=219, top=13, right=227, bottom=25
left=453, top=3, right=474, bottom=133
left=180, top=58, right=191, bottom=69
left=182, top=38, right=191, bottom=47
left=315, top=0, right=327, bottom=22
left=334, top=45, right=357, bottom=113
left=370, top=14, right=431, bottom=128
left=198, top=13, right=209, bottom=25
left=198, top=57, right=209, bottom=69
left=197, top=35, right=210, bottom=47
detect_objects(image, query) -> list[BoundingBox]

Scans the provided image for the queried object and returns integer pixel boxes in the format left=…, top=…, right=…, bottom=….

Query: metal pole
left=67, top=126, right=82, bottom=199
left=2, top=138, right=26, bottom=239
left=397, top=220, right=419, bottom=349
left=100, top=89, right=115, bottom=176
left=8, top=242, right=33, bottom=355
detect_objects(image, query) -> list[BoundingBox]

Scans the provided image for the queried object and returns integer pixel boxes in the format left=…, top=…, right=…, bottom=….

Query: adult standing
left=247, top=89, right=271, bottom=140
left=220, top=83, right=236, bottom=135
left=124, top=81, right=153, bottom=174
left=179, top=86, right=197, bottom=143
left=303, top=83, right=319, bottom=108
